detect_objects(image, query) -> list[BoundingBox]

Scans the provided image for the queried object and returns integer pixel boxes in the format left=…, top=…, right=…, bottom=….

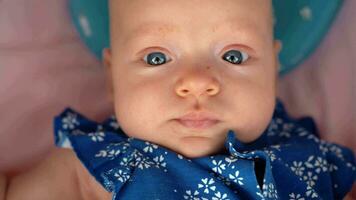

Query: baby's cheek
left=113, top=95, right=160, bottom=138
left=232, top=98, right=275, bottom=142
left=245, top=110, right=273, bottom=141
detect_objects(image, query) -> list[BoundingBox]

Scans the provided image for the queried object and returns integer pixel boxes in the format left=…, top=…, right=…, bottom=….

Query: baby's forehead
left=109, top=0, right=273, bottom=43
left=110, top=0, right=273, bottom=23
left=126, top=20, right=263, bottom=42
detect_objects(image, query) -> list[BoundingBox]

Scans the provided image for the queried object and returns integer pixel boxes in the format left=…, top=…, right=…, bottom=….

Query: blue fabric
left=54, top=100, right=355, bottom=200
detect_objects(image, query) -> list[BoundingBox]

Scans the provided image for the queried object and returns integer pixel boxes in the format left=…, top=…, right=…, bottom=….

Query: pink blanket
left=0, top=0, right=355, bottom=177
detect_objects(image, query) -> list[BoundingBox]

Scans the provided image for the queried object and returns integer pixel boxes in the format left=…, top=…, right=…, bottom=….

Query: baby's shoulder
left=50, top=148, right=112, bottom=200
left=4, top=148, right=111, bottom=200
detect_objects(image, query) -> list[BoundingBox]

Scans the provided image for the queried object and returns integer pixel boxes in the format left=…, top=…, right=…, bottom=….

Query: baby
left=1, top=0, right=355, bottom=199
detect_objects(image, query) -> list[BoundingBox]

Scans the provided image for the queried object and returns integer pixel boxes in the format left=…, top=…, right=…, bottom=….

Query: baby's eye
left=222, top=50, right=249, bottom=65
left=143, top=52, right=171, bottom=66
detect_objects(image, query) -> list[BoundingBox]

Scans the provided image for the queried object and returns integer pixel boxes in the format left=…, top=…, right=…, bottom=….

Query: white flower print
left=56, top=130, right=72, bottom=148
left=227, top=142, right=237, bottom=153
left=307, top=134, right=320, bottom=143
left=318, top=141, right=329, bottom=155
left=304, top=156, right=315, bottom=169
left=264, top=150, right=276, bottom=162
left=143, top=142, right=158, bottom=153
left=88, top=131, right=105, bottom=142
left=328, top=163, right=338, bottom=172
left=279, top=130, right=291, bottom=138
left=121, top=142, right=130, bottom=151
left=134, top=156, right=153, bottom=169
left=329, top=145, right=344, bottom=160
left=212, top=160, right=226, bottom=174
left=110, top=121, right=120, bottom=130
left=289, top=193, right=305, bottom=200
left=225, top=156, right=238, bottom=166
left=305, top=185, right=319, bottom=198
left=276, top=118, right=283, bottom=124
left=256, top=184, right=261, bottom=190
left=228, top=170, right=244, bottom=185
left=120, top=157, right=131, bottom=166
left=270, top=144, right=281, bottom=151
left=291, top=161, right=305, bottom=176
left=296, top=127, right=308, bottom=137
left=267, top=118, right=280, bottom=136
left=256, top=192, right=264, bottom=199
left=279, top=123, right=293, bottom=138
left=95, top=149, right=120, bottom=159
left=212, top=192, right=229, bottom=200
left=114, top=170, right=130, bottom=183
left=198, top=178, right=216, bottom=194
left=313, top=157, right=328, bottom=173
left=88, top=125, right=106, bottom=142
left=303, top=171, right=318, bottom=187
left=61, top=112, right=79, bottom=130
left=183, top=190, right=200, bottom=200
left=262, top=183, right=278, bottom=199
left=153, top=155, right=167, bottom=168
left=346, top=162, right=356, bottom=171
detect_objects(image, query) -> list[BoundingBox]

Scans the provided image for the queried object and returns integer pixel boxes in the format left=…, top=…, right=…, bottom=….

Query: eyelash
left=142, top=50, right=250, bottom=66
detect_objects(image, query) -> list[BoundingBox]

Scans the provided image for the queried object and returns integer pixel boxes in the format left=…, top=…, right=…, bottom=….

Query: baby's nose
left=175, top=69, right=220, bottom=98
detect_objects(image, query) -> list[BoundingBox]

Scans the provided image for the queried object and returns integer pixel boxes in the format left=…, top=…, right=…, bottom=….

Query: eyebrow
left=132, top=22, right=179, bottom=37
left=123, top=19, right=263, bottom=47
left=122, top=22, right=180, bottom=45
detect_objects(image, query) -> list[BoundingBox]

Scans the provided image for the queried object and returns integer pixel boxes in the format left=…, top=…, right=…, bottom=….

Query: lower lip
left=176, top=119, right=219, bottom=129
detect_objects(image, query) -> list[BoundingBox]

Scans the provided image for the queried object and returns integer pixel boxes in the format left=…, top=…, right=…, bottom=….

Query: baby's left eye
left=222, top=50, right=249, bottom=65
left=143, top=52, right=171, bottom=66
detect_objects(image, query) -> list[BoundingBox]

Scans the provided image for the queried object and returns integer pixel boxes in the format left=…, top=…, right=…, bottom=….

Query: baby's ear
left=274, top=40, right=282, bottom=72
left=102, top=48, right=114, bottom=103
left=274, top=40, right=282, bottom=54
left=102, top=48, right=112, bottom=68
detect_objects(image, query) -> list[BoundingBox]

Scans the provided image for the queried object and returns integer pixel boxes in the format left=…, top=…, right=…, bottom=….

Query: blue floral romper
left=54, top=100, right=355, bottom=200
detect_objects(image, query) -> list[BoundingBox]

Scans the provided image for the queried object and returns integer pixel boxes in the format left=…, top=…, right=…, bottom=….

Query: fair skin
left=104, top=0, right=280, bottom=158
left=2, top=0, right=352, bottom=199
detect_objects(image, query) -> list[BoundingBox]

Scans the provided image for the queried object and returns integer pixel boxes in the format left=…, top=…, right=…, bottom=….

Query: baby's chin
left=173, top=136, right=227, bottom=158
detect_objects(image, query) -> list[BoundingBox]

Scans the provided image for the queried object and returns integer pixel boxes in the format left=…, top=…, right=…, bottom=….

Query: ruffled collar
left=53, top=98, right=356, bottom=200
left=53, top=98, right=310, bottom=199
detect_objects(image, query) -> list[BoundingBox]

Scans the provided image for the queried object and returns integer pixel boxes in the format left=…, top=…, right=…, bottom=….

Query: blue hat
left=69, top=0, right=343, bottom=75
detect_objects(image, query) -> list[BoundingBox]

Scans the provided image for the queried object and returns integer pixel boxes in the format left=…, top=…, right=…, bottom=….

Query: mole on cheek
left=206, top=66, right=211, bottom=70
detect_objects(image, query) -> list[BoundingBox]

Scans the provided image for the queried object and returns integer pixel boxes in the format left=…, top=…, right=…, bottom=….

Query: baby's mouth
left=174, top=111, right=221, bottom=130
left=175, top=119, right=220, bottom=130
left=175, top=112, right=219, bottom=129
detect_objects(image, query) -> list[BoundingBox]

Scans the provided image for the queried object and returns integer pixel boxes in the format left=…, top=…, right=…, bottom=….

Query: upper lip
left=176, top=112, right=220, bottom=121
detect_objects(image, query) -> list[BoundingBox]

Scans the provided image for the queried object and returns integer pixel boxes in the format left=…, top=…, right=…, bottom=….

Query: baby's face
left=104, top=0, right=281, bottom=158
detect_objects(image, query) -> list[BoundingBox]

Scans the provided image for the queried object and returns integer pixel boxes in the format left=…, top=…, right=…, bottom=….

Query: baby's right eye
left=143, top=52, right=171, bottom=66
left=222, top=49, right=249, bottom=65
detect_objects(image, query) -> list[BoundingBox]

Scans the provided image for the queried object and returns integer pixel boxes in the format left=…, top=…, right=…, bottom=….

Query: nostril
left=207, top=87, right=219, bottom=95
left=182, top=89, right=189, bottom=94
left=207, top=88, right=216, bottom=94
